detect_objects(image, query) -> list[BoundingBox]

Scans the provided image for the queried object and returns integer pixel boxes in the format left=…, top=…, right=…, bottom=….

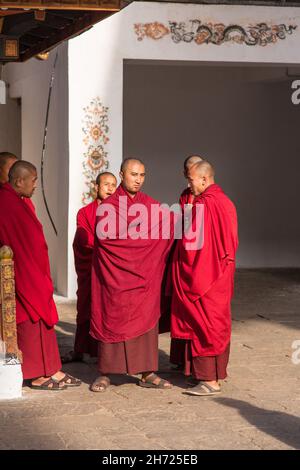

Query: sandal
left=139, top=373, right=172, bottom=389
left=58, top=373, right=82, bottom=387
left=61, top=350, right=83, bottom=364
left=90, top=376, right=110, bottom=393
left=29, top=377, right=67, bottom=391
left=183, top=381, right=221, bottom=396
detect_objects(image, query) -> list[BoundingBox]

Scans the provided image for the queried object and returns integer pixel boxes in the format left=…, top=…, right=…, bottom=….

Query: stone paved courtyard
left=1, top=270, right=300, bottom=450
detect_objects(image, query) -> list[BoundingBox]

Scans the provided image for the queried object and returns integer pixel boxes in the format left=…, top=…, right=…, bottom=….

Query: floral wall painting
left=82, top=97, right=110, bottom=205
left=134, top=21, right=297, bottom=47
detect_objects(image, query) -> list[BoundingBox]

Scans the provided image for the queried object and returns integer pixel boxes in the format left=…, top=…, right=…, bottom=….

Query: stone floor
left=1, top=270, right=300, bottom=450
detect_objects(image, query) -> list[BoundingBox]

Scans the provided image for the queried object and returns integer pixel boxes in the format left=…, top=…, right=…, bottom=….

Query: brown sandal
left=58, top=373, right=81, bottom=387
left=90, top=376, right=110, bottom=393
left=29, top=377, right=67, bottom=391
left=139, top=373, right=172, bottom=389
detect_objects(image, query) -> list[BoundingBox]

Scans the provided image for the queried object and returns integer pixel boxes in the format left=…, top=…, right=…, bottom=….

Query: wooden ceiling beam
left=20, top=10, right=109, bottom=61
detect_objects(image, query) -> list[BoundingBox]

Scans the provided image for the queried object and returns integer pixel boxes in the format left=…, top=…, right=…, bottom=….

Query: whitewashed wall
left=4, top=43, right=69, bottom=295
left=0, top=94, right=21, bottom=157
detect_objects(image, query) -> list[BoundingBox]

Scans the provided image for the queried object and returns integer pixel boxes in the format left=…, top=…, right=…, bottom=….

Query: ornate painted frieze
left=82, top=97, right=110, bottom=204
left=134, top=20, right=297, bottom=46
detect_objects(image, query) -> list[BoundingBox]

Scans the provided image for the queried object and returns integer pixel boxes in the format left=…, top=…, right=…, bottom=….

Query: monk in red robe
left=62, top=172, right=117, bottom=363
left=0, top=161, right=81, bottom=390
left=170, top=155, right=203, bottom=369
left=0, top=152, right=36, bottom=214
left=171, top=160, right=238, bottom=396
left=90, top=158, right=174, bottom=392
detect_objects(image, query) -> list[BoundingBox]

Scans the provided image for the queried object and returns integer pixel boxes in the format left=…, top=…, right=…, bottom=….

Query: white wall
left=123, top=62, right=300, bottom=268
left=0, top=94, right=21, bottom=157
left=4, top=44, right=69, bottom=294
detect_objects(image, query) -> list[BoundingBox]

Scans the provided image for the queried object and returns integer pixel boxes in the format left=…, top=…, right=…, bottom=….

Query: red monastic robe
left=0, top=183, right=61, bottom=378
left=171, top=184, right=238, bottom=357
left=72, top=199, right=99, bottom=355
left=91, top=185, right=174, bottom=343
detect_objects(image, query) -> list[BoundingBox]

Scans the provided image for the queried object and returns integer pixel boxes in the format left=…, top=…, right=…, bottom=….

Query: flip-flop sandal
left=139, top=373, right=172, bottom=389
left=58, top=373, right=82, bottom=387
left=61, top=351, right=83, bottom=364
left=29, top=377, right=67, bottom=391
left=183, top=381, right=221, bottom=396
left=90, top=376, right=110, bottom=393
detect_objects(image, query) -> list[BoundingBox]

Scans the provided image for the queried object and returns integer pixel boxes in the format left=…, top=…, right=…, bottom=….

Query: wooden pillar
left=0, top=245, right=22, bottom=363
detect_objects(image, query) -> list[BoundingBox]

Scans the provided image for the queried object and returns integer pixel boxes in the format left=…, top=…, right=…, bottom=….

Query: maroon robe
left=72, top=199, right=99, bottom=356
left=0, top=183, right=61, bottom=379
left=91, top=185, right=174, bottom=373
left=171, top=184, right=238, bottom=364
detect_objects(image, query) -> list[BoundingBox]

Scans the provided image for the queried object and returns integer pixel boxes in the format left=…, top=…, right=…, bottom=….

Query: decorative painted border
left=82, top=97, right=110, bottom=205
left=134, top=20, right=297, bottom=46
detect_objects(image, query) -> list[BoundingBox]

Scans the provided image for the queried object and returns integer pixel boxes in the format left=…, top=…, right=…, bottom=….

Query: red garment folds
left=73, top=199, right=98, bottom=325
left=0, top=183, right=58, bottom=326
left=179, top=187, right=193, bottom=208
left=73, top=199, right=99, bottom=355
left=91, top=185, right=174, bottom=343
left=171, top=184, right=238, bottom=356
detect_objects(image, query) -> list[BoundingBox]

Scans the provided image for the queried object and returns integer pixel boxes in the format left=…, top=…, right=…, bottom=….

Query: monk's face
left=120, top=162, right=145, bottom=196
left=16, top=170, right=38, bottom=198
left=188, top=167, right=208, bottom=196
left=0, top=157, right=17, bottom=184
left=96, top=174, right=117, bottom=201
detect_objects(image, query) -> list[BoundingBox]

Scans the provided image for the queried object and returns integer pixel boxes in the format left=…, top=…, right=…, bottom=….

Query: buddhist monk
left=0, top=152, right=17, bottom=185
left=90, top=158, right=174, bottom=392
left=62, top=172, right=117, bottom=363
left=0, top=152, right=36, bottom=215
left=171, top=160, right=238, bottom=396
left=0, top=161, right=81, bottom=390
left=170, top=155, right=203, bottom=369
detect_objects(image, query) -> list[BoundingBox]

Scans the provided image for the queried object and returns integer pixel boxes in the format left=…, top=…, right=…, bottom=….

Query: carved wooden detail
left=0, top=246, right=22, bottom=364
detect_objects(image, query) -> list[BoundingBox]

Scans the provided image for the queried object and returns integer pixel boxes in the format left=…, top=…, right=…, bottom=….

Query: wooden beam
left=20, top=10, right=110, bottom=61
left=0, top=0, right=120, bottom=11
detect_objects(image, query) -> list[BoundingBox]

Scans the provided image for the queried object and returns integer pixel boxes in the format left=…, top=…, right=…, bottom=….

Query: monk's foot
left=61, top=350, right=83, bottom=364
left=139, top=372, right=172, bottom=389
left=90, top=375, right=110, bottom=393
left=183, top=380, right=221, bottom=396
left=30, top=376, right=67, bottom=391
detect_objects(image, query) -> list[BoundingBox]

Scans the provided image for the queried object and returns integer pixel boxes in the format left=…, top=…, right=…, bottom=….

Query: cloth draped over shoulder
left=0, top=183, right=58, bottom=326
left=171, top=183, right=238, bottom=355
left=91, top=185, right=175, bottom=343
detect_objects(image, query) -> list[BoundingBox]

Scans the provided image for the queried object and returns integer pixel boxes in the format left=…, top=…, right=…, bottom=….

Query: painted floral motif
left=82, top=97, right=110, bottom=204
left=134, top=20, right=297, bottom=46
left=135, top=22, right=170, bottom=41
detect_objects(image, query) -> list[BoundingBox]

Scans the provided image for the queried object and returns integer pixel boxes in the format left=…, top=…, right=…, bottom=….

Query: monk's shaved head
left=9, top=160, right=37, bottom=181
left=95, top=171, right=117, bottom=186
left=120, top=158, right=145, bottom=197
left=9, top=161, right=38, bottom=198
left=120, top=158, right=145, bottom=173
left=0, top=152, right=18, bottom=168
left=184, top=155, right=203, bottom=172
left=188, top=160, right=215, bottom=196
left=191, top=160, right=215, bottom=178
left=0, top=152, right=18, bottom=184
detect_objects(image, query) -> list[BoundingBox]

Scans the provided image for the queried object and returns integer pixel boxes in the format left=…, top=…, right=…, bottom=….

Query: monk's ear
left=119, top=171, right=124, bottom=181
